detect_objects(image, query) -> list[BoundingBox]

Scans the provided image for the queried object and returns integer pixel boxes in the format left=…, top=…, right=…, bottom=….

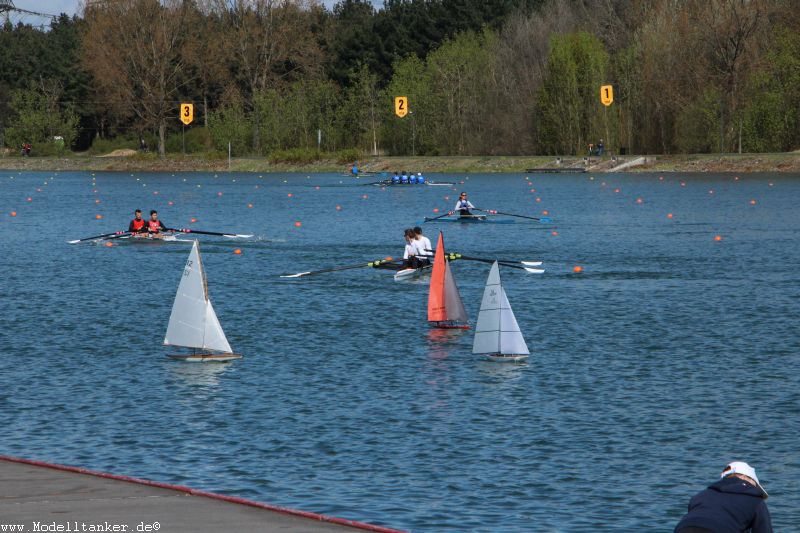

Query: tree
left=5, top=81, right=79, bottom=152
left=215, top=0, right=324, bottom=154
left=82, top=0, right=190, bottom=156
left=536, top=32, right=609, bottom=154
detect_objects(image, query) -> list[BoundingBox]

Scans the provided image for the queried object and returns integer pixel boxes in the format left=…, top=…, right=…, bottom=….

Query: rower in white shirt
left=413, top=226, right=433, bottom=264
left=403, top=228, right=421, bottom=268
left=453, top=192, right=476, bottom=217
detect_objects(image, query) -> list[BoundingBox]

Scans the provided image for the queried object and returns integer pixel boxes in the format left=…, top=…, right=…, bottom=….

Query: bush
left=88, top=136, right=138, bottom=155
left=165, top=126, right=213, bottom=154
left=333, top=148, right=362, bottom=164
left=268, top=147, right=322, bottom=164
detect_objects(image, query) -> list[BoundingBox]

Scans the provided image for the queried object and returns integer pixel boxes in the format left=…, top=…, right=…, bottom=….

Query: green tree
left=5, top=81, right=79, bottom=152
left=536, top=31, right=609, bottom=155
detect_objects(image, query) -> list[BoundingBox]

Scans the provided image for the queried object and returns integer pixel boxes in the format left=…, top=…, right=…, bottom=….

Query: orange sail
left=428, top=232, right=469, bottom=329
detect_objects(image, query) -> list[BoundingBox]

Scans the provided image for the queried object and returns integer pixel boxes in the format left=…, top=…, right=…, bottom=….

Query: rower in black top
left=128, top=209, right=146, bottom=233
left=146, top=210, right=168, bottom=236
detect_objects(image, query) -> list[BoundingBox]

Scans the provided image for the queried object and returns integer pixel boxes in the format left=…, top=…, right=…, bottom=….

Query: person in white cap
left=674, top=461, right=772, bottom=533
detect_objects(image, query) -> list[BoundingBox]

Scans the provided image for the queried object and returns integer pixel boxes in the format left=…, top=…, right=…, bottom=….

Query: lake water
left=1, top=170, right=798, bottom=532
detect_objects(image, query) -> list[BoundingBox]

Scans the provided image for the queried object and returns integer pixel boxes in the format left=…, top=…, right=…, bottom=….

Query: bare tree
left=82, top=0, right=189, bottom=156
left=212, top=0, right=324, bottom=153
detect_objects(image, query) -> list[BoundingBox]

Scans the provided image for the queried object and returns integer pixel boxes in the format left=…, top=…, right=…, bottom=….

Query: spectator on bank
left=674, top=461, right=772, bottom=533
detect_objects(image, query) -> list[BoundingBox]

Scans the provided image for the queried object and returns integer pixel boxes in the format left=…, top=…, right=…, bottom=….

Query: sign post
left=600, top=85, right=613, bottom=106
left=179, top=104, right=193, bottom=155
left=394, top=96, right=408, bottom=118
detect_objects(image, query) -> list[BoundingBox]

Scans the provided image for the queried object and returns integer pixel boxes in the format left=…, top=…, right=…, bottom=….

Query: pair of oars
left=68, top=228, right=253, bottom=244
left=424, top=208, right=551, bottom=223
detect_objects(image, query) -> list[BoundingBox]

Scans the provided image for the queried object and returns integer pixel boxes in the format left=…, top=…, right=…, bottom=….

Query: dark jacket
left=675, top=476, right=772, bottom=533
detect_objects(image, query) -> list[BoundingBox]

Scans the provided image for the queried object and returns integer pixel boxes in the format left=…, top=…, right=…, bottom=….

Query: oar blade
left=523, top=267, right=545, bottom=274
left=280, top=272, right=311, bottom=278
left=521, top=261, right=542, bottom=266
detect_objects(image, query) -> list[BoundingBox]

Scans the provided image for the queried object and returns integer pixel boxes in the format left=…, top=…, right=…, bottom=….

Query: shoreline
left=0, top=152, right=798, bottom=174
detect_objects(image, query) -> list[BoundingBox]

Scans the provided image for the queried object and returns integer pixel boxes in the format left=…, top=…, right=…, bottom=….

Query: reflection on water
left=167, top=360, right=233, bottom=390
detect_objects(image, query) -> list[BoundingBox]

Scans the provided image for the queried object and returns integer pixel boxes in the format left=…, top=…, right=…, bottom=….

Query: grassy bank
left=0, top=152, right=798, bottom=174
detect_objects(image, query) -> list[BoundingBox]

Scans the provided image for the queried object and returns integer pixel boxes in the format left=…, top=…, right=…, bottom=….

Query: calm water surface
left=1, top=170, right=798, bottom=532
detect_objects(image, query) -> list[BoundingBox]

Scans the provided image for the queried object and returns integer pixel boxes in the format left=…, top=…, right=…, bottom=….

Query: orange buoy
left=10, top=211, right=17, bottom=217
left=247, top=203, right=253, bottom=208
left=362, top=194, right=368, bottom=199
left=680, top=182, right=686, bottom=187
left=659, top=176, right=664, bottom=181
left=385, top=256, right=393, bottom=261
left=749, top=199, right=756, bottom=205
left=535, top=197, right=541, bottom=202
left=734, top=176, right=740, bottom=181
left=217, top=192, right=223, bottom=197
left=667, top=213, right=674, bottom=219
left=95, top=214, right=103, bottom=219
left=233, top=248, right=242, bottom=255
left=433, top=208, right=439, bottom=213
left=287, top=193, right=293, bottom=197
left=636, top=197, right=643, bottom=204
left=26, top=197, right=32, bottom=202
left=542, top=210, right=549, bottom=215
left=335, top=205, right=342, bottom=211
left=530, top=189, right=536, bottom=193
left=315, top=186, right=320, bottom=190
left=95, top=199, right=101, bottom=204
left=190, top=217, right=197, bottom=223
left=551, top=231, right=559, bottom=236
left=105, top=241, right=114, bottom=247
left=573, top=265, right=583, bottom=273
left=613, top=188, right=620, bottom=193
left=714, top=235, right=723, bottom=241
left=168, top=201, right=174, bottom=206
left=294, top=221, right=302, bottom=227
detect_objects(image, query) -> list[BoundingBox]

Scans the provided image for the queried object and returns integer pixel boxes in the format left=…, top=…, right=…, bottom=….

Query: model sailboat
left=164, top=240, right=241, bottom=362
left=472, top=261, right=530, bottom=362
left=428, top=232, right=469, bottom=329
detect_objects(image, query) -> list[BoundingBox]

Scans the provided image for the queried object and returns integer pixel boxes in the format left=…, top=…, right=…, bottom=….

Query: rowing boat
left=392, top=264, right=433, bottom=281
left=424, top=215, right=515, bottom=224
left=118, top=233, right=194, bottom=243
left=371, top=180, right=454, bottom=187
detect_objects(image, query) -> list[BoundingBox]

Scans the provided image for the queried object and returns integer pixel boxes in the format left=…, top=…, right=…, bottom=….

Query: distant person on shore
left=128, top=209, right=146, bottom=233
left=350, top=161, right=359, bottom=176
left=674, top=461, right=772, bottom=533
left=146, top=210, right=168, bottom=237
left=139, top=137, right=148, bottom=152
left=597, top=139, right=605, bottom=156
left=453, top=192, right=475, bottom=217
left=588, top=143, right=594, bottom=156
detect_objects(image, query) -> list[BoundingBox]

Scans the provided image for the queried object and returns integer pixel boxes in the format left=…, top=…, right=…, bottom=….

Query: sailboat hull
left=483, top=353, right=529, bottom=363
left=167, top=353, right=243, bottom=363
left=430, top=321, right=470, bottom=330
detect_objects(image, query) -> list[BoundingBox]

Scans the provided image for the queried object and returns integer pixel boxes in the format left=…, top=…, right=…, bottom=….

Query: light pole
left=409, top=110, right=416, bottom=156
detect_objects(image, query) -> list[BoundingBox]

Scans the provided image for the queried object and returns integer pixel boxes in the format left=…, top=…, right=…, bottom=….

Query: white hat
left=721, top=461, right=768, bottom=498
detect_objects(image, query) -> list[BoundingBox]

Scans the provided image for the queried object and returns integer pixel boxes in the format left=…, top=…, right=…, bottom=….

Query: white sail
left=164, top=240, right=232, bottom=353
left=472, top=262, right=530, bottom=356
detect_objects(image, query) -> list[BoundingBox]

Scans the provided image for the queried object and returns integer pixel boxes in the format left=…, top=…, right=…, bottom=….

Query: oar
left=68, top=230, right=128, bottom=244
left=424, top=250, right=541, bottom=268
left=423, top=211, right=455, bottom=223
left=446, top=253, right=544, bottom=274
left=475, top=208, right=551, bottom=223
left=169, top=228, right=253, bottom=238
left=280, top=259, right=403, bottom=278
